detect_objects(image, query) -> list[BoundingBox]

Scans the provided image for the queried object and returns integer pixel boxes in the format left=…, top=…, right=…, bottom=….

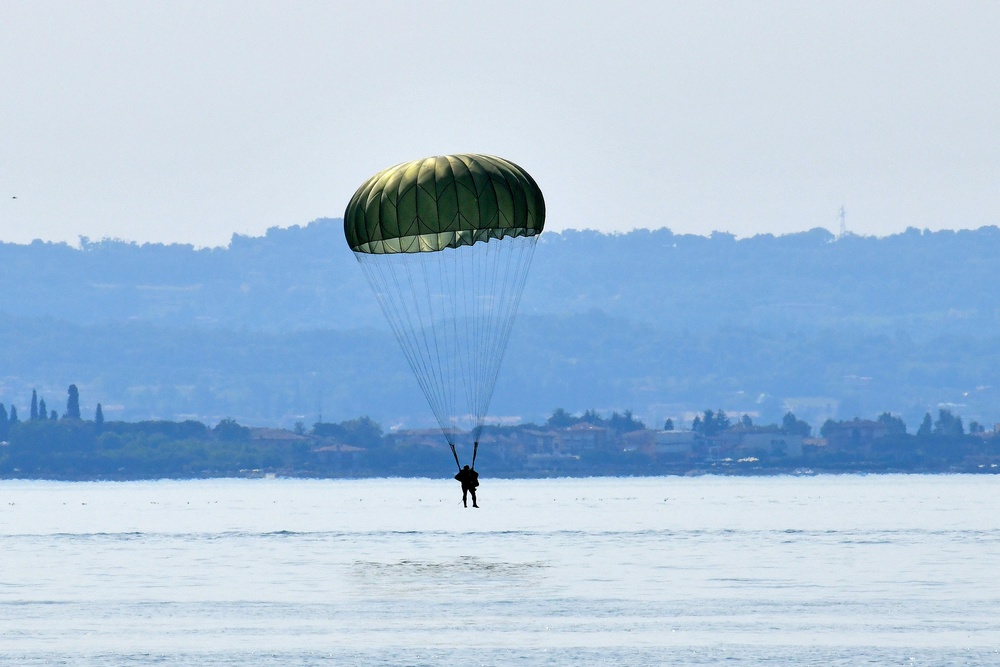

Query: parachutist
left=345, top=155, right=543, bottom=477
left=455, top=464, right=479, bottom=508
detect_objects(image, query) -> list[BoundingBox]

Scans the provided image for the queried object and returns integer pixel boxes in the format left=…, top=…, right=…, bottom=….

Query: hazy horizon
left=4, top=216, right=998, bottom=251
left=3, top=1, right=999, bottom=246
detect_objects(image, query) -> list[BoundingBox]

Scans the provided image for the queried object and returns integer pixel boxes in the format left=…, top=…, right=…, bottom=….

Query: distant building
left=654, top=430, right=697, bottom=456
left=311, top=443, right=365, bottom=469
left=733, top=430, right=803, bottom=458
left=622, top=429, right=695, bottom=458
left=709, top=427, right=803, bottom=459
left=517, top=429, right=563, bottom=456
left=822, top=419, right=889, bottom=454
left=560, top=422, right=610, bottom=454
left=249, top=427, right=310, bottom=454
left=387, top=428, right=453, bottom=450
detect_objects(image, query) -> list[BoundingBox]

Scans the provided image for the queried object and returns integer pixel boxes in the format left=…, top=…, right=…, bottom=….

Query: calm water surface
left=1, top=475, right=998, bottom=665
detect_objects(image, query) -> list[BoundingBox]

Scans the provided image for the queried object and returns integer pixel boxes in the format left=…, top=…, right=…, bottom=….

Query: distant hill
left=3, top=220, right=1000, bottom=432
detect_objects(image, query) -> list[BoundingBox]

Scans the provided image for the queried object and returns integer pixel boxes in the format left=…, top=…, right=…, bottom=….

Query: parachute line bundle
left=345, top=154, right=545, bottom=445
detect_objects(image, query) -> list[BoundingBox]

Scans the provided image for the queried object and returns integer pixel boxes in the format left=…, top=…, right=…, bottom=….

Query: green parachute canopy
left=344, top=154, right=545, bottom=254
left=344, top=153, right=544, bottom=463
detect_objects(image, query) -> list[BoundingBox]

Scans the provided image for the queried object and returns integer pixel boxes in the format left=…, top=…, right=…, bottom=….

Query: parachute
left=344, top=154, right=544, bottom=465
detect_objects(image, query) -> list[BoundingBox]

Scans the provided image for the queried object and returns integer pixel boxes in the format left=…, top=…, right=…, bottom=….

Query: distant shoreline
left=4, top=468, right=999, bottom=483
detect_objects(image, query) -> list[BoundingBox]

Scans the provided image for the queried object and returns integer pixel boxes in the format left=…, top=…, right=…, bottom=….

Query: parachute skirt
left=351, top=226, right=536, bottom=255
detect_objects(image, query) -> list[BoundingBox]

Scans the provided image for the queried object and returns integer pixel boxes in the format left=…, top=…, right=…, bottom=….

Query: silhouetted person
left=455, top=464, right=479, bottom=508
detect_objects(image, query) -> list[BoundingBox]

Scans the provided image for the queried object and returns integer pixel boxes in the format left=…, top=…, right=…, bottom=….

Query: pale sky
left=2, top=1, right=998, bottom=246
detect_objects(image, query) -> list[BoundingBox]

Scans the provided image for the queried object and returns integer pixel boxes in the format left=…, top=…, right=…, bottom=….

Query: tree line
left=2, top=384, right=999, bottom=479
left=0, top=384, right=99, bottom=439
left=686, top=405, right=992, bottom=448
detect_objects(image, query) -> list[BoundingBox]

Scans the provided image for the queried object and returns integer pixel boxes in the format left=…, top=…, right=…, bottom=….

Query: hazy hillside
left=3, top=220, right=1000, bottom=431
left=7, top=220, right=1000, bottom=336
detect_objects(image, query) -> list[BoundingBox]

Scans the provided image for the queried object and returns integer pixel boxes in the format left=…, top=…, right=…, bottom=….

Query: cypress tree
left=917, top=412, right=933, bottom=437
left=30, top=390, right=38, bottom=420
left=66, top=384, right=81, bottom=420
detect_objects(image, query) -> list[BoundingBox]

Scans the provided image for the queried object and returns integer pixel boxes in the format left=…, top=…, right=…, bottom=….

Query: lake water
left=1, top=475, right=998, bottom=665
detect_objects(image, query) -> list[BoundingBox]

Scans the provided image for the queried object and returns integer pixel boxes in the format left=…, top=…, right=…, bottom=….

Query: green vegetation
left=5, top=221, right=1000, bottom=431
left=1, top=386, right=998, bottom=480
